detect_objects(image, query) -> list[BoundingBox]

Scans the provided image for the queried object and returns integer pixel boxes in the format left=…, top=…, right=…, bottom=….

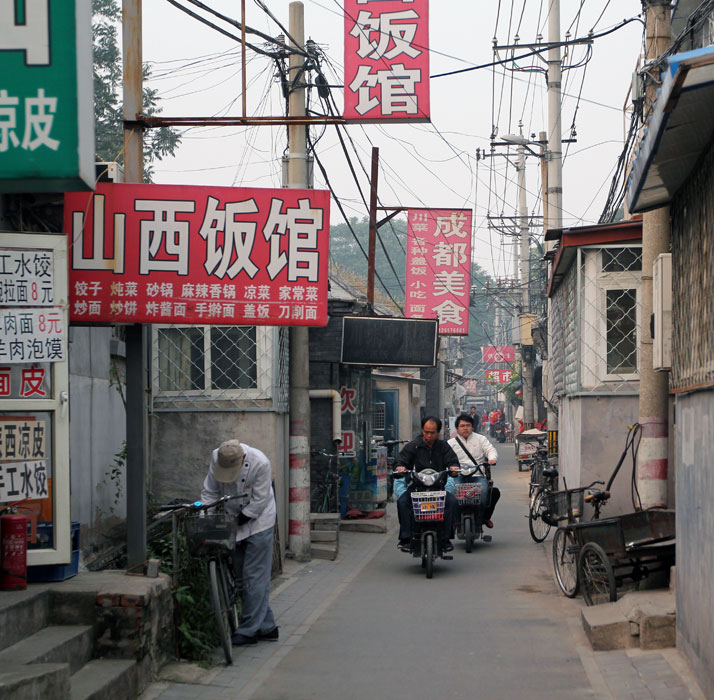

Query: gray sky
left=141, top=0, right=644, bottom=280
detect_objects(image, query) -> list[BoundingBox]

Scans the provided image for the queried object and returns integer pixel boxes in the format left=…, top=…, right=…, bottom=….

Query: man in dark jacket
left=393, top=416, right=460, bottom=552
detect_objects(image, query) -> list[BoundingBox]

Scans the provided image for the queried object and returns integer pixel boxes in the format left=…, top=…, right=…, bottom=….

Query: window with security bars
left=157, top=326, right=257, bottom=392
left=605, top=289, right=637, bottom=374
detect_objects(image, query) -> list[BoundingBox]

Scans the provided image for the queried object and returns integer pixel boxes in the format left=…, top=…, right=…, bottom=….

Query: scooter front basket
left=454, top=482, right=483, bottom=505
left=411, top=491, right=446, bottom=521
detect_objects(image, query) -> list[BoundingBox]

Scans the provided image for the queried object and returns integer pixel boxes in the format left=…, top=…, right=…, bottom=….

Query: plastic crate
left=27, top=521, right=80, bottom=583
left=411, top=491, right=446, bottom=521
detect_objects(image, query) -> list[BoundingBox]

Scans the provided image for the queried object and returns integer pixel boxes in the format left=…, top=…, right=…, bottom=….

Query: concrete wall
left=675, top=390, right=714, bottom=700
left=559, top=394, right=641, bottom=518
left=150, top=411, right=289, bottom=555
left=69, top=327, right=127, bottom=530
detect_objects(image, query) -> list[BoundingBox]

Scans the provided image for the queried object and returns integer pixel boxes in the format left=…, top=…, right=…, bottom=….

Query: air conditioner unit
left=653, top=253, right=672, bottom=371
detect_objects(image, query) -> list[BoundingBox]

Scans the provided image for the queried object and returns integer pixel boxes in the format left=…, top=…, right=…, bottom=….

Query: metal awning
left=627, top=45, right=714, bottom=213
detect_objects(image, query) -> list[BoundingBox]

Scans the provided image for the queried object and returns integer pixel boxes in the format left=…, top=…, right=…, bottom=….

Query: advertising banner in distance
left=64, top=183, right=331, bottom=327
left=344, top=0, right=430, bottom=123
left=405, top=209, right=472, bottom=335
left=481, top=345, right=516, bottom=363
left=486, top=369, right=513, bottom=384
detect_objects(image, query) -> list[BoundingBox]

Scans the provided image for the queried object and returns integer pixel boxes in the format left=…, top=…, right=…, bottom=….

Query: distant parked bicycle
left=155, top=493, right=246, bottom=664
left=377, top=439, right=409, bottom=501
left=310, top=448, right=344, bottom=513
left=528, top=460, right=559, bottom=543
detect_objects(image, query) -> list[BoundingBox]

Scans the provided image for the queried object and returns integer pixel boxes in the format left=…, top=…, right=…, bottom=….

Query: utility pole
left=546, top=0, right=563, bottom=447
left=287, top=1, right=311, bottom=561
left=122, top=0, right=147, bottom=573
left=367, top=147, right=379, bottom=307
left=516, top=141, right=534, bottom=429
left=637, top=0, right=671, bottom=508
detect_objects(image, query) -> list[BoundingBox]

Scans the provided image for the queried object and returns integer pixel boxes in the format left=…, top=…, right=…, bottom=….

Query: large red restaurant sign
left=405, top=209, right=472, bottom=335
left=344, top=0, right=430, bottom=122
left=64, top=183, right=330, bottom=326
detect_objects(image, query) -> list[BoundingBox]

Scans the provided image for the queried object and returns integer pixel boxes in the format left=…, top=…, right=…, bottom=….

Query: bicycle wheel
left=579, top=542, right=617, bottom=606
left=553, top=527, right=579, bottom=597
left=219, top=554, right=239, bottom=633
left=424, top=533, right=434, bottom=579
left=528, top=489, right=551, bottom=542
left=209, top=559, right=233, bottom=664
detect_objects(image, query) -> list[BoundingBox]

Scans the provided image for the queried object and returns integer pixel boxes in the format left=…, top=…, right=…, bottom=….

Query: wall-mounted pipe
left=308, top=389, right=342, bottom=443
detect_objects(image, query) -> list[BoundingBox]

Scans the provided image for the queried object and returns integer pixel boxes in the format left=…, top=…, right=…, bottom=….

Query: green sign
left=0, top=0, right=94, bottom=192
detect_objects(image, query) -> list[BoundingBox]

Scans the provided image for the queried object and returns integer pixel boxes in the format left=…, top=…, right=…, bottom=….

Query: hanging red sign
left=63, top=183, right=330, bottom=326
left=486, top=369, right=513, bottom=384
left=481, top=346, right=516, bottom=363
left=344, top=0, right=430, bottom=123
left=405, top=209, right=472, bottom=335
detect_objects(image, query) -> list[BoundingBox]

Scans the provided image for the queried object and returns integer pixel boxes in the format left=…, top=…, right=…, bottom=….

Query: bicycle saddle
left=542, top=467, right=559, bottom=478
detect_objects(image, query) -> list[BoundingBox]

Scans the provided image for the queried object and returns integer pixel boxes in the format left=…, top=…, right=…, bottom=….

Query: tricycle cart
left=571, top=509, right=675, bottom=605
left=515, top=429, right=548, bottom=473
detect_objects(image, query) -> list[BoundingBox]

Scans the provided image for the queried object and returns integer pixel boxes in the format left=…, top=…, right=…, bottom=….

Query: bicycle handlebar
left=156, top=493, right=248, bottom=515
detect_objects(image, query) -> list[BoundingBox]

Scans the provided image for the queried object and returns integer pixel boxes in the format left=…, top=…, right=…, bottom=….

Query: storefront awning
left=627, top=45, right=714, bottom=213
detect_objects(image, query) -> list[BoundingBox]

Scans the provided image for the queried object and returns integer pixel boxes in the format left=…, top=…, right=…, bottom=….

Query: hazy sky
left=140, top=0, right=644, bottom=280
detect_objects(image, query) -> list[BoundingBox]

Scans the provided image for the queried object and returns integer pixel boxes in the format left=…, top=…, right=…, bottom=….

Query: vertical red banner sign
left=344, top=0, right=430, bottom=123
left=404, top=209, right=472, bottom=335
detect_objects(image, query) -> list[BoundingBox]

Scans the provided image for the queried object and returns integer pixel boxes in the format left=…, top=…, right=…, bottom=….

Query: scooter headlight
left=460, top=467, right=477, bottom=477
left=416, top=469, right=438, bottom=486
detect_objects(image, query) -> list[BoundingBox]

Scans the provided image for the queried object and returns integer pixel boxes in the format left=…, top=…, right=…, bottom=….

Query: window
left=157, top=326, right=257, bottom=392
left=602, top=247, right=641, bottom=272
left=605, top=288, right=637, bottom=374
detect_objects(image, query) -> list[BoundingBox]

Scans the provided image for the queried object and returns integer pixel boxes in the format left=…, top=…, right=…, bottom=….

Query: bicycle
left=155, top=494, right=245, bottom=664
left=527, top=460, right=559, bottom=543
left=377, top=439, right=409, bottom=501
left=549, top=480, right=607, bottom=597
left=310, top=448, right=343, bottom=513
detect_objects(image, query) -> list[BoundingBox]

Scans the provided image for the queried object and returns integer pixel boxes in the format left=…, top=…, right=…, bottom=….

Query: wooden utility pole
left=122, top=0, right=147, bottom=572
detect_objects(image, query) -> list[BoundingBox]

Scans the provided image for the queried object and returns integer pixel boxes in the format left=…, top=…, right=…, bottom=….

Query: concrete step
left=339, top=517, right=388, bottom=533
left=0, top=588, right=49, bottom=652
left=581, top=589, right=676, bottom=651
left=311, top=530, right=338, bottom=542
left=311, top=542, right=338, bottom=560
left=0, top=625, right=94, bottom=674
left=70, top=659, right=137, bottom=700
left=0, top=662, right=70, bottom=700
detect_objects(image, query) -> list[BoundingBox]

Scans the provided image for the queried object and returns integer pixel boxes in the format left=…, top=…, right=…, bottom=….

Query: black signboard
left=341, top=317, right=438, bottom=367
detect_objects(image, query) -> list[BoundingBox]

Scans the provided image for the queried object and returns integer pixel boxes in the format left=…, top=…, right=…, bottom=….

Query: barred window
left=602, top=247, right=641, bottom=272
left=157, top=326, right=257, bottom=392
left=605, top=289, right=637, bottom=374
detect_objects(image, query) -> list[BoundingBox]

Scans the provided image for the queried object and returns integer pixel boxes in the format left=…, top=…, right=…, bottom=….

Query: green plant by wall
left=96, top=441, right=126, bottom=516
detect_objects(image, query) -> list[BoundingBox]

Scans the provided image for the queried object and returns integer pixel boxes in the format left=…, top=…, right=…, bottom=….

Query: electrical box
left=653, top=253, right=672, bottom=371
left=95, top=162, right=124, bottom=183
left=519, top=314, right=537, bottom=346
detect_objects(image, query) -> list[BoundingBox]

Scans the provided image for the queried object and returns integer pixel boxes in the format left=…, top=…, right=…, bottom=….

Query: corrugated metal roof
left=627, top=45, right=714, bottom=213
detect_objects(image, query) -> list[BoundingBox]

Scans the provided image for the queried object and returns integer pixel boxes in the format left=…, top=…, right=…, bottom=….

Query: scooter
left=493, top=423, right=507, bottom=443
left=393, top=467, right=454, bottom=579
left=454, top=462, right=494, bottom=552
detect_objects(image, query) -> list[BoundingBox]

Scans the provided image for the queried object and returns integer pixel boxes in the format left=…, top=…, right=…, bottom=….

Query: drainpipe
left=309, top=390, right=342, bottom=443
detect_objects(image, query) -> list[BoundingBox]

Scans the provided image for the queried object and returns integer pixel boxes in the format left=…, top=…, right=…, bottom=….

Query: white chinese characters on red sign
left=481, top=345, right=516, bottom=363
left=486, top=369, right=513, bottom=384
left=344, top=0, right=430, bottom=123
left=405, top=209, right=472, bottom=335
left=64, top=183, right=330, bottom=326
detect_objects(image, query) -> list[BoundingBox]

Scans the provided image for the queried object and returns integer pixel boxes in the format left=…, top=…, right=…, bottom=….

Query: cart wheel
left=528, top=489, right=551, bottom=543
left=579, top=542, right=617, bottom=606
left=552, top=527, right=579, bottom=598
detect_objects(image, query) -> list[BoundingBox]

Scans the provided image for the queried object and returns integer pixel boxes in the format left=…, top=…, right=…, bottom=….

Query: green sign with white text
left=0, top=0, right=94, bottom=192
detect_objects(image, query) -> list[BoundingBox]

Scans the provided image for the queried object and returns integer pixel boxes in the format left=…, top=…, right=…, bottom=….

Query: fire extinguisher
left=1, top=514, right=28, bottom=590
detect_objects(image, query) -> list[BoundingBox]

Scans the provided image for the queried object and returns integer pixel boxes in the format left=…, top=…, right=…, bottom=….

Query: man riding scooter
left=448, top=413, right=500, bottom=529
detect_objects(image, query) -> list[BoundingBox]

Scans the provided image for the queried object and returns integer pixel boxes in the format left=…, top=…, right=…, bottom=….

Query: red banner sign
left=405, top=209, right=472, bottom=335
left=344, top=0, right=430, bottom=123
left=486, top=369, right=513, bottom=384
left=64, top=183, right=330, bottom=326
left=481, top=345, right=516, bottom=363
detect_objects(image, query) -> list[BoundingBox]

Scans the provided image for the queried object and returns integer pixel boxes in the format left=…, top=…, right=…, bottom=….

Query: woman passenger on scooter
left=448, top=414, right=500, bottom=528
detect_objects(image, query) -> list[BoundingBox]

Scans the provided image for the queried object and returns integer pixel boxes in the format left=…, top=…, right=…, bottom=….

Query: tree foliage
left=93, top=0, right=181, bottom=181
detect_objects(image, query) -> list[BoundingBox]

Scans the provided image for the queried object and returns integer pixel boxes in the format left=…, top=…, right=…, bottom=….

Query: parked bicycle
left=377, top=439, right=409, bottom=501
left=155, top=494, right=246, bottom=664
left=527, top=460, right=559, bottom=542
left=310, top=448, right=343, bottom=513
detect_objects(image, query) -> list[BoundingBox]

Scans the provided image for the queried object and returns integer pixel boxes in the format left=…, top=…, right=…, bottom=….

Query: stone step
left=311, top=530, right=338, bottom=542
left=0, top=588, right=49, bottom=652
left=0, top=662, right=70, bottom=700
left=339, top=517, right=388, bottom=533
left=311, top=542, right=338, bottom=561
left=70, top=659, right=137, bottom=700
left=0, top=625, right=94, bottom=674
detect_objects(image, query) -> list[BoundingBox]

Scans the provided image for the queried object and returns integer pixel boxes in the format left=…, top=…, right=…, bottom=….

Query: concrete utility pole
left=637, top=0, right=671, bottom=509
left=122, top=0, right=147, bottom=573
left=545, top=0, right=563, bottom=447
left=367, top=147, right=379, bottom=307
left=287, top=1, right=311, bottom=561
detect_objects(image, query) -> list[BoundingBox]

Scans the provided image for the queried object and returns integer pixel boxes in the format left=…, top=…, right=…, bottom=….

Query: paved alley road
left=142, top=443, right=703, bottom=700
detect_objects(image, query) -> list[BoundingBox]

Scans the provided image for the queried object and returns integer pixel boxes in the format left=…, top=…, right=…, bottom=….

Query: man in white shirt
left=448, top=414, right=500, bottom=528
left=201, top=439, right=278, bottom=646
